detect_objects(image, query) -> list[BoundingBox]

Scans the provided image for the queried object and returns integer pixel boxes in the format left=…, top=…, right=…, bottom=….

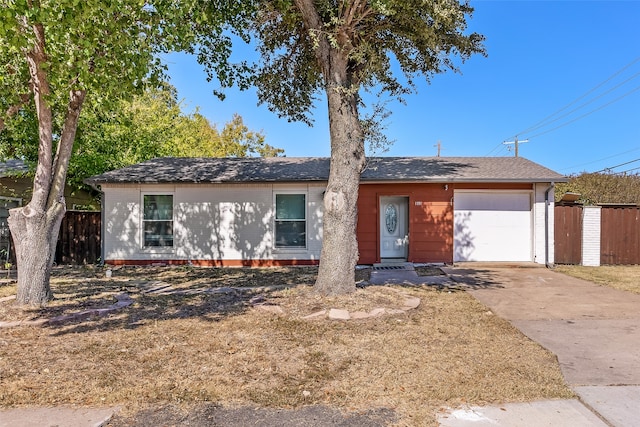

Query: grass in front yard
left=555, top=265, right=640, bottom=294
left=0, top=266, right=572, bottom=426
left=0, top=284, right=15, bottom=299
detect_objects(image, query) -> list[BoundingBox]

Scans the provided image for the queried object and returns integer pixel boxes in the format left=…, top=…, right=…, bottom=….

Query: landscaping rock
left=302, top=310, right=326, bottom=320
left=47, top=293, right=134, bottom=326
left=328, top=308, right=351, bottom=320
left=249, top=295, right=266, bottom=305
left=403, top=297, right=421, bottom=310
left=0, top=319, right=48, bottom=328
left=142, top=282, right=175, bottom=294
left=369, top=308, right=386, bottom=317
left=350, top=311, right=370, bottom=320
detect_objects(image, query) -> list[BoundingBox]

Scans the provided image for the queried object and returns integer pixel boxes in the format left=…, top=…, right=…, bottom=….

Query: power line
left=615, top=166, right=640, bottom=175
left=594, top=157, right=640, bottom=173
left=506, top=56, right=640, bottom=140
left=498, top=144, right=511, bottom=157
left=558, top=147, right=640, bottom=172
left=485, top=141, right=505, bottom=156
left=503, top=137, right=528, bottom=157
left=434, top=140, right=442, bottom=157
left=526, top=84, right=640, bottom=139
left=491, top=57, right=640, bottom=158
left=522, top=71, right=640, bottom=137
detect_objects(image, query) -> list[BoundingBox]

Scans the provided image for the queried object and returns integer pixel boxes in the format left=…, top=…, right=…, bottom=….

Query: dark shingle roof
left=0, top=159, right=30, bottom=176
left=85, top=156, right=566, bottom=185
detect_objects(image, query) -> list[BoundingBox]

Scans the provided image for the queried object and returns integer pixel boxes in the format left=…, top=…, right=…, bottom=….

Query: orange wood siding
left=453, top=183, right=533, bottom=190
left=410, top=200, right=453, bottom=263
left=357, top=182, right=534, bottom=264
left=357, top=183, right=454, bottom=264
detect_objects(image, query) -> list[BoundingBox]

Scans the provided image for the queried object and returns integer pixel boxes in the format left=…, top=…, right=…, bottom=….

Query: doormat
left=373, top=265, right=413, bottom=271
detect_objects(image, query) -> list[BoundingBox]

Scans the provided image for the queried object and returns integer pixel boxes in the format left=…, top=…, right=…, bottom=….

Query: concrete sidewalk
left=0, top=406, right=119, bottom=427
left=439, top=263, right=640, bottom=427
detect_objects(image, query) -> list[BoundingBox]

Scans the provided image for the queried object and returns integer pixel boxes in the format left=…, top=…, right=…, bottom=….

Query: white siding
left=174, top=185, right=273, bottom=261
left=533, top=183, right=555, bottom=265
left=581, top=206, right=601, bottom=267
left=103, top=185, right=149, bottom=260
left=102, top=183, right=325, bottom=263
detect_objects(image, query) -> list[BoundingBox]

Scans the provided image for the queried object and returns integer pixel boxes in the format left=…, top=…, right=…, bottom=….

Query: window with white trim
left=275, top=193, right=306, bottom=248
left=143, top=194, right=173, bottom=247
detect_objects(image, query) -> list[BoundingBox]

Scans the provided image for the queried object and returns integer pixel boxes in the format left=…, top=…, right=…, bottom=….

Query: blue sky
left=162, top=1, right=640, bottom=176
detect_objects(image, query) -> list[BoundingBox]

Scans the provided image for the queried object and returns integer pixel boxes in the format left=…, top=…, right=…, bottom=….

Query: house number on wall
left=385, top=204, right=397, bottom=234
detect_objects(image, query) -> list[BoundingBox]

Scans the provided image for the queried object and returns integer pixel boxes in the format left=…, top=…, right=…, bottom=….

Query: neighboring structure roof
left=85, top=156, right=567, bottom=185
left=0, top=159, right=30, bottom=177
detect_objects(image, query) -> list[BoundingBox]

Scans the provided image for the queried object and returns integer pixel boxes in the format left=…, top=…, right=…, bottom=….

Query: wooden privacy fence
left=55, top=211, right=101, bottom=265
left=600, top=206, right=640, bottom=265
left=554, top=205, right=583, bottom=265
left=554, top=205, right=640, bottom=265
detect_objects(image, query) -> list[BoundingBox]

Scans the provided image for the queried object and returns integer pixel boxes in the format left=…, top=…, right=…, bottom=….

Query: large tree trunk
left=9, top=86, right=85, bottom=306
left=8, top=203, right=65, bottom=305
left=293, top=0, right=366, bottom=295
left=9, top=16, right=86, bottom=305
left=314, top=58, right=366, bottom=295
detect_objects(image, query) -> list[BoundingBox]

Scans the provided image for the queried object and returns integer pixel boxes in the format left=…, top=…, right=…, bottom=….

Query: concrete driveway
left=442, top=263, right=640, bottom=426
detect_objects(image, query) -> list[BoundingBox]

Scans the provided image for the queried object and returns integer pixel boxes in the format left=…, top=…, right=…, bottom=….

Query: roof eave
left=84, top=178, right=331, bottom=185
left=360, top=177, right=568, bottom=184
left=88, top=177, right=568, bottom=185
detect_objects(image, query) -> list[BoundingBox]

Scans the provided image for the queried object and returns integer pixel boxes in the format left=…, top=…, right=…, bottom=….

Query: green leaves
left=556, top=173, right=640, bottom=205
left=194, top=0, right=486, bottom=123
left=1, top=0, right=272, bottom=193
left=68, top=84, right=282, bottom=190
left=0, top=0, right=208, bottom=119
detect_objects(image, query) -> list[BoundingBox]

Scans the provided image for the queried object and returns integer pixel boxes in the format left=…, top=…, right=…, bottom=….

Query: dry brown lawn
left=0, top=266, right=573, bottom=426
left=555, top=265, right=640, bottom=294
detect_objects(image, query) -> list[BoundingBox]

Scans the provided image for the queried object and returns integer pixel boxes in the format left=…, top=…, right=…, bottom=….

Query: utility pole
left=434, top=140, right=441, bottom=157
left=503, top=137, right=529, bottom=157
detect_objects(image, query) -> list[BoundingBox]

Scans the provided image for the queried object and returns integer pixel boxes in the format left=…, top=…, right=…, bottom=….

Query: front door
left=379, top=196, right=409, bottom=260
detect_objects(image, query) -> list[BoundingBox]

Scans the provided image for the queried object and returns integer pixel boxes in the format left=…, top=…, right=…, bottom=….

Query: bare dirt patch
left=272, top=285, right=412, bottom=318
left=555, top=265, right=640, bottom=294
left=0, top=266, right=572, bottom=426
left=414, top=265, right=446, bottom=277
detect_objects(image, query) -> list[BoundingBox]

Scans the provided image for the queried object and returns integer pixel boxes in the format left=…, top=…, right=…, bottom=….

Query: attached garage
left=454, top=191, right=533, bottom=262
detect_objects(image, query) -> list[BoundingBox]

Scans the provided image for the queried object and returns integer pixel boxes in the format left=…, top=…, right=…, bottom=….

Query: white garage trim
left=454, top=190, right=533, bottom=262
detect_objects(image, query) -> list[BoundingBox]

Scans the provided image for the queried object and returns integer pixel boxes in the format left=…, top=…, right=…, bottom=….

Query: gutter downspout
left=544, top=182, right=555, bottom=268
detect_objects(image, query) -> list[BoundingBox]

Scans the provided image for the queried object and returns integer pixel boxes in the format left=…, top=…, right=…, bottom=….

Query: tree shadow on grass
left=43, top=285, right=298, bottom=336
left=1, top=266, right=320, bottom=335
left=441, top=267, right=505, bottom=290
left=367, top=266, right=505, bottom=292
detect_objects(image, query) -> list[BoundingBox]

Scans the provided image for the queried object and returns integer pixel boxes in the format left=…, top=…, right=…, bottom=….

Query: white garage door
left=454, top=191, right=532, bottom=262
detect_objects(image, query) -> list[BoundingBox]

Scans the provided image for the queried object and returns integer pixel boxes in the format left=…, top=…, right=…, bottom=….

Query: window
left=275, top=194, right=306, bottom=248
left=143, top=195, right=173, bottom=247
